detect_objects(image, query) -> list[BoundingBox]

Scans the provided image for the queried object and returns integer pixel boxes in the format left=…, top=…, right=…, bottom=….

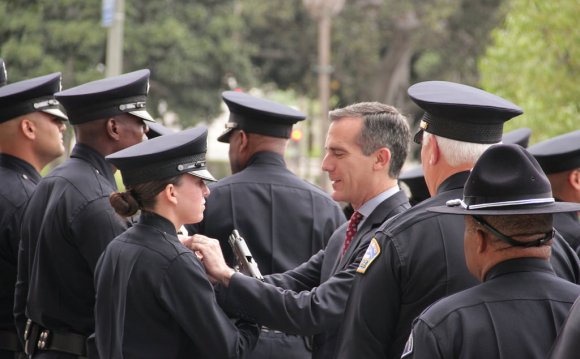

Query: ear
left=161, top=183, right=178, bottom=206
left=238, top=130, right=249, bottom=152
left=428, top=135, right=440, bottom=166
left=20, top=117, right=37, bottom=140
left=373, top=147, right=391, bottom=171
left=106, top=117, right=121, bottom=140
left=475, top=227, right=488, bottom=254
left=568, top=169, right=580, bottom=191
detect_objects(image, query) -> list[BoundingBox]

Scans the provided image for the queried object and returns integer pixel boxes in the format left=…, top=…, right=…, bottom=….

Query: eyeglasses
left=472, top=215, right=554, bottom=248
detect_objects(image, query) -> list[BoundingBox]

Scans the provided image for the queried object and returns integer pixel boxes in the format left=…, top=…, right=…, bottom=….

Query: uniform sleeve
left=264, top=249, right=325, bottom=292
left=335, top=235, right=402, bottom=358
left=217, top=256, right=360, bottom=335
left=70, top=198, right=127, bottom=272
left=404, top=320, right=444, bottom=359
left=13, top=211, right=29, bottom=343
left=160, top=252, right=259, bottom=359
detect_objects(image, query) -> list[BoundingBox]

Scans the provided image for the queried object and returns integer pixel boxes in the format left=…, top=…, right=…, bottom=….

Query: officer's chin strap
left=472, top=215, right=554, bottom=248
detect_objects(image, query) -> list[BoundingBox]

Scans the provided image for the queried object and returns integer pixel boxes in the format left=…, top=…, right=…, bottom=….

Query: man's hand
left=188, top=234, right=236, bottom=287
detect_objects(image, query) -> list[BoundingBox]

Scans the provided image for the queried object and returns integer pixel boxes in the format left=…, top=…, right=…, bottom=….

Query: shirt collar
left=356, top=185, right=401, bottom=226
left=70, top=143, right=117, bottom=189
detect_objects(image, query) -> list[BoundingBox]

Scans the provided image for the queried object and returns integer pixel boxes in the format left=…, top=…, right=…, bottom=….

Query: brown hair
left=109, top=175, right=183, bottom=217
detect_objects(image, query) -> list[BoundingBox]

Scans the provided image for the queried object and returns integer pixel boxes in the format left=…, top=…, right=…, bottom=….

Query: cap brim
left=428, top=202, right=580, bottom=216
left=413, top=129, right=424, bottom=144
left=217, top=128, right=234, bottom=143
left=188, top=169, right=217, bottom=182
left=42, top=108, right=68, bottom=121
left=130, top=110, right=156, bottom=122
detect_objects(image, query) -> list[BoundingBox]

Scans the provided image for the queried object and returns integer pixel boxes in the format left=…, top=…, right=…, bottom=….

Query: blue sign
left=102, top=0, right=116, bottom=27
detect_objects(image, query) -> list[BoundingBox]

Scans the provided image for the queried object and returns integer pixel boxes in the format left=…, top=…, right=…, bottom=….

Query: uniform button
left=22, top=174, right=28, bottom=180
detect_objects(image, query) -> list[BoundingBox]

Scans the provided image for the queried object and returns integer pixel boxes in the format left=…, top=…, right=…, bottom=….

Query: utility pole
left=103, top=0, right=125, bottom=77
left=303, top=0, right=345, bottom=190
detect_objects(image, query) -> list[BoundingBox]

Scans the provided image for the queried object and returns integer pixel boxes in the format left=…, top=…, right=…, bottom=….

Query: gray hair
left=329, top=102, right=411, bottom=178
left=423, top=132, right=494, bottom=167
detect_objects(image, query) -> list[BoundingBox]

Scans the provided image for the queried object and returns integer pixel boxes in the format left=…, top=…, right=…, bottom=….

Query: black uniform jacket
left=188, top=151, right=345, bottom=274
left=336, top=171, right=580, bottom=359
left=94, top=212, right=259, bottom=359
left=0, top=154, right=40, bottom=346
left=408, top=258, right=580, bottom=359
left=553, top=207, right=580, bottom=255
left=15, top=144, right=127, bottom=338
left=549, top=293, right=580, bottom=359
left=217, top=190, right=410, bottom=359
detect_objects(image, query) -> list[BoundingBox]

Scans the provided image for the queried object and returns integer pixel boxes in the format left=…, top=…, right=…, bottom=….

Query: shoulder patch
left=401, top=332, right=413, bottom=358
left=356, top=237, right=381, bottom=274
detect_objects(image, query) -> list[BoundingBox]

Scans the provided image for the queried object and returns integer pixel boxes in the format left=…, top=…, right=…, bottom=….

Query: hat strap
left=472, top=215, right=554, bottom=248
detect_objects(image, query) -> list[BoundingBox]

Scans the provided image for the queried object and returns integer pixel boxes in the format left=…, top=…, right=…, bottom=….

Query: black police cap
left=528, top=130, right=580, bottom=174
left=0, top=58, right=6, bottom=87
left=409, top=81, right=523, bottom=144
left=399, top=166, right=429, bottom=205
left=429, top=144, right=580, bottom=216
left=502, top=127, right=532, bottom=148
left=0, top=72, right=68, bottom=124
left=106, top=126, right=216, bottom=187
left=55, top=69, right=155, bottom=125
left=146, top=122, right=176, bottom=139
left=218, top=91, right=306, bottom=143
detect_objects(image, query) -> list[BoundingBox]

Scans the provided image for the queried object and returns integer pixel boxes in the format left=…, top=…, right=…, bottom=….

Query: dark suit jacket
left=216, top=190, right=410, bottom=359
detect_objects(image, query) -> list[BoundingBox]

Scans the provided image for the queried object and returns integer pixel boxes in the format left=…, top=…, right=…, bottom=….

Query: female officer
left=94, top=127, right=258, bottom=359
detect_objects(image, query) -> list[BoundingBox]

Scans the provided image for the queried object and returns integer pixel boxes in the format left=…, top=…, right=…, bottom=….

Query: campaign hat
left=0, top=72, right=68, bottom=123
left=106, top=126, right=216, bottom=187
left=528, top=130, right=580, bottom=174
left=429, top=144, right=580, bottom=216
left=0, top=58, right=6, bottom=86
left=55, top=69, right=155, bottom=125
left=409, top=81, right=523, bottom=144
left=217, top=91, right=306, bottom=143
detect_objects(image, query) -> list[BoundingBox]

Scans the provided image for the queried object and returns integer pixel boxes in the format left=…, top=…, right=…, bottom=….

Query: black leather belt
left=0, top=329, right=20, bottom=352
left=24, top=320, right=87, bottom=358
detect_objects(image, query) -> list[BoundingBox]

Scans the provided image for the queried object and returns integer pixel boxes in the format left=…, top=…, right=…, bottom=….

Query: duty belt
left=23, top=319, right=88, bottom=358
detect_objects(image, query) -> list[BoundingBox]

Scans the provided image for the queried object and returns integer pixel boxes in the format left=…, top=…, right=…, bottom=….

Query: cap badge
left=419, top=120, right=428, bottom=130
left=119, top=102, right=146, bottom=111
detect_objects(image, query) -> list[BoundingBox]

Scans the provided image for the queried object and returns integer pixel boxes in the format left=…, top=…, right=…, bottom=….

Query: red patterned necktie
left=341, top=211, right=363, bottom=256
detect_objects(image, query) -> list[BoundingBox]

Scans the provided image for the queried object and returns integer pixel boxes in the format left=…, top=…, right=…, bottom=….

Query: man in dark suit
left=529, top=130, right=580, bottom=253
left=336, top=81, right=580, bottom=359
left=189, top=101, right=412, bottom=359
left=0, top=73, right=68, bottom=359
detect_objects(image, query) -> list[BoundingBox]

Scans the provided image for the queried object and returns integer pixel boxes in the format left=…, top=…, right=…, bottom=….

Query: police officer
left=16, top=70, right=155, bottom=358
left=188, top=91, right=345, bottom=358
left=95, top=127, right=259, bottom=358
left=399, top=127, right=532, bottom=206
left=0, top=73, right=68, bottom=358
left=335, top=81, right=580, bottom=359
left=190, top=102, right=412, bottom=358
left=405, top=144, right=580, bottom=359
left=528, top=130, right=580, bottom=253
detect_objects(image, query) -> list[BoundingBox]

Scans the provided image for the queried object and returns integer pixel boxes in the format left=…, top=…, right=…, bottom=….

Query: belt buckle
left=37, top=329, right=51, bottom=350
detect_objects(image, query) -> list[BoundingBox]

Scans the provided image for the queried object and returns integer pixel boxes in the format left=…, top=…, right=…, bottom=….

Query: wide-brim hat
left=429, top=144, right=580, bottom=215
left=106, top=126, right=217, bottom=186
left=217, top=91, right=306, bottom=143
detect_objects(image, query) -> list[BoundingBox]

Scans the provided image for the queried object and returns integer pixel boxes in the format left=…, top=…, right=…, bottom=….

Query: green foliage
left=479, top=0, right=579, bottom=142
left=0, top=0, right=255, bottom=127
